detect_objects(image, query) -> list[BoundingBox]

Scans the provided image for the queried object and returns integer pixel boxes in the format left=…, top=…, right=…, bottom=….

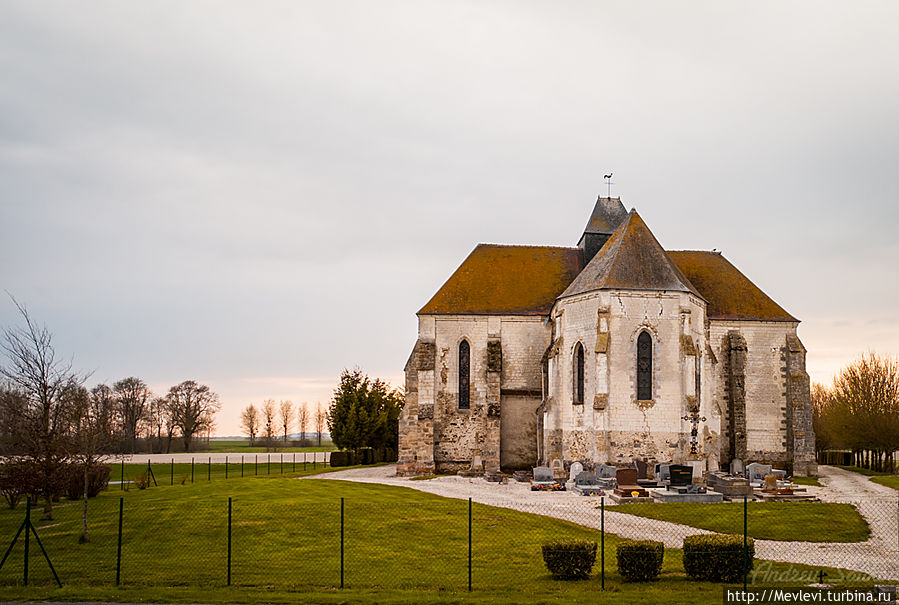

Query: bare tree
left=70, top=383, right=117, bottom=542
left=240, top=404, right=259, bottom=445
left=279, top=400, right=293, bottom=443
left=261, top=399, right=276, bottom=447
left=314, top=402, right=327, bottom=447
left=0, top=298, right=86, bottom=519
left=166, top=380, right=221, bottom=452
left=147, top=396, right=168, bottom=452
left=113, top=377, right=151, bottom=453
left=297, top=402, right=309, bottom=446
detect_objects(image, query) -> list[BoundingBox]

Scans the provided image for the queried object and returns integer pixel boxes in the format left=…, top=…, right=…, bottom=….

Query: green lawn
left=790, top=476, right=821, bottom=487
left=109, top=454, right=331, bottom=485
left=611, top=501, right=870, bottom=542
left=202, top=439, right=335, bottom=453
left=0, top=470, right=880, bottom=604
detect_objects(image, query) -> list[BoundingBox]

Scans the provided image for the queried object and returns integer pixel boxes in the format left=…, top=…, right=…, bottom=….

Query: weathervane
left=604, top=172, right=614, bottom=198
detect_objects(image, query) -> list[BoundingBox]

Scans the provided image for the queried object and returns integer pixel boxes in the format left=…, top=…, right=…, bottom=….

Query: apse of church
left=398, top=197, right=816, bottom=477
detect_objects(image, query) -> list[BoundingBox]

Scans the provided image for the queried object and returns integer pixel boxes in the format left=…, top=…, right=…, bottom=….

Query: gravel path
left=304, top=464, right=898, bottom=581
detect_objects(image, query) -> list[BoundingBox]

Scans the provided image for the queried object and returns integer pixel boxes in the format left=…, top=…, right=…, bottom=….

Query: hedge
left=541, top=540, right=597, bottom=580
left=683, top=534, right=754, bottom=582
left=616, top=539, right=664, bottom=582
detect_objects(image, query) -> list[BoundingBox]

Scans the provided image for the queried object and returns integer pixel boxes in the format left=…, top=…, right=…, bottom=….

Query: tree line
left=0, top=299, right=221, bottom=537
left=813, top=352, right=899, bottom=472
left=240, top=400, right=329, bottom=448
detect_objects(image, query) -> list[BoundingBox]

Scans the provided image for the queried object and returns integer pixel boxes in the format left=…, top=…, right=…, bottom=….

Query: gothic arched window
left=637, top=331, right=653, bottom=400
left=573, top=342, right=585, bottom=405
left=458, top=339, right=470, bottom=409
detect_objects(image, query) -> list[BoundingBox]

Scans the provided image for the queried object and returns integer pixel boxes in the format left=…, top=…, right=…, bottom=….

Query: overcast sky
left=2, top=1, right=897, bottom=436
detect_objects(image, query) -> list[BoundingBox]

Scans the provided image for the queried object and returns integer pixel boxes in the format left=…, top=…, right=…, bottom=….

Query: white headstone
left=568, top=461, right=584, bottom=482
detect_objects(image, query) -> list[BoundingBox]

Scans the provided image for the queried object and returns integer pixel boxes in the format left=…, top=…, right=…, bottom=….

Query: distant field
left=202, top=439, right=335, bottom=453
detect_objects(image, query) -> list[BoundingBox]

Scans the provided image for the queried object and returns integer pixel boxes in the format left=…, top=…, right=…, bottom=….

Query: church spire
left=577, top=195, right=628, bottom=263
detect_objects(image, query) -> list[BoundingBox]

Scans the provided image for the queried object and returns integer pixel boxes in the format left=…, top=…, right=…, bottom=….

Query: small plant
left=616, top=539, right=664, bottom=581
left=683, top=534, right=754, bottom=582
left=134, top=472, right=151, bottom=490
left=180, top=474, right=189, bottom=485
left=541, top=540, right=597, bottom=580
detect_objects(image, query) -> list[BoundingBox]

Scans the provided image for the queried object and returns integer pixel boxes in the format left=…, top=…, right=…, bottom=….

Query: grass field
left=612, top=501, right=870, bottom=542
left=0, top=469, right=880, bottom=604
left=108, top=454, right=331, bottom=485
left=790, top=476, right=822, bottom=487
left=202, top=438, right=335, bottom=453
left=837, top=465, right=899, bottom=490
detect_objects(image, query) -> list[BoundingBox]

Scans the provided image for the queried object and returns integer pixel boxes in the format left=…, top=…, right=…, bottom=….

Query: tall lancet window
left=573, top=342, right=585, bottom=405
left=637, top=331, right=653, bottom=400
left=458, top=339, right=470, bottom=409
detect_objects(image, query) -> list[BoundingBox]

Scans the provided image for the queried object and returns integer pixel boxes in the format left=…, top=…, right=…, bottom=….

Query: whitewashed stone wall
left=544, top=290, right=713, bottom=470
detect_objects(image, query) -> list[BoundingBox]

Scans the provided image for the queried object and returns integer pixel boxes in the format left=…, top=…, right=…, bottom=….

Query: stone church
left=397, top=197, right=816, bottom=477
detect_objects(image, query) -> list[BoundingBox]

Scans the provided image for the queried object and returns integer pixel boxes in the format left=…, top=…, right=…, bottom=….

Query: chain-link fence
left=1, top=492, right=896, bottom=592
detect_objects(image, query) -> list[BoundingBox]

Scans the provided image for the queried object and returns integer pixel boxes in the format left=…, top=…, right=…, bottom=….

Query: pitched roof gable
left=561, top=210, right=701, bottom=299
left=418, top=244, right=584, bottom=316
left=666, top=251, right=798, bottom=322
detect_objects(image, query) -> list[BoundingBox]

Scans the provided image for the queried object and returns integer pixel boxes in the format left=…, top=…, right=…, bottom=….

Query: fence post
left=340, top=497, right=345, bottom=589
left=267, top=455, right=271, bottom=475
left=208, top=457, right=211, bottom=481
left=601, top=496, right=605, bottom=590
left=121, top=459, right=125, bottom=490
left=225, top=456, right=228, bottom=479
left=116, top=497, right=123, bottom=585
left=241, top=455, right=244, bottom=477
left=170, top=458, right=174, bottom=486
left=255, top=455, right=258, bottom=475
left=227, top=497, right=232, bottom=586
left=293, top=453, right=296, bottom=473
left=468, top=497, right=472, bottom=592
left=304, top=452, right=307, bottom=472
left=191, top=457, right=195, bottom=483
left=743, top=495, right=748, bottom=592
left=23, top=496, right=30, bottom=586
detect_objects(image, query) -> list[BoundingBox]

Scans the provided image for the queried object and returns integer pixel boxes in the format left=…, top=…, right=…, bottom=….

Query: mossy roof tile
left=667, top=251, right=797, bottom=322
left=418, top=244, right=583, bottom=316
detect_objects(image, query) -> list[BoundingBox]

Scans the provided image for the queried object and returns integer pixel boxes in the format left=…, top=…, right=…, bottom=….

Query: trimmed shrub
left=616, top=539, right=664, bottom=582
left=64, top=463, right=111, bottom=500
left=683, top=534, right=754, bottom=582
left=360, top=447, right=375, bottom=465
left=330, top=450, right=355, bottom=467
left=0, top=461, right=41, bottom=509
left=541, top=540, right=597, bottom=580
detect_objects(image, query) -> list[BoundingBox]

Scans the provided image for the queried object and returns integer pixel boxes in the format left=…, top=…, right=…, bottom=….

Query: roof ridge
left=476, top=243, right=581, bottom=250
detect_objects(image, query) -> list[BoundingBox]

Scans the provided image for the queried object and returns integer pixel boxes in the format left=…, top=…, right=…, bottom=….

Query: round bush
left=683, top=534, right=754, bottom=582
left=541, top=540, right=597, bottom=580
left=616, top=539, right=664, bottom=582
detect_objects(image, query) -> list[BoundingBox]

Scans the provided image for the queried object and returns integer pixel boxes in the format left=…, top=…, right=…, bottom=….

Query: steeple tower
left=577, top=196, right=628, bottom=263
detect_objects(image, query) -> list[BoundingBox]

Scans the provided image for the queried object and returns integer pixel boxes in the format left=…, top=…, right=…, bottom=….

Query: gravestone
left=596, top=464, right=617, bottom=479
left=551, top=457, right=565, bottom=480
left=471, top=451, right=483, bottom=472
left=572, top=471, right=604, bottom=496
left=613, top=467, right=649, bottom=498
left=746, top=463, right=772, bottom=483
left=633, top=459, right=649, bottom=480
left=655, top=463, right=671, bottom=484
left=568, top=461, right=584, bottom=483
left=533, top=466, right=553, bottom=482
left=763, top=474, right=778, bottom=493
left=686, top=460, right=704, bottom=480
left=730, top=459, right=744, bottom=477
left=668, top=465, right=693, bottom=487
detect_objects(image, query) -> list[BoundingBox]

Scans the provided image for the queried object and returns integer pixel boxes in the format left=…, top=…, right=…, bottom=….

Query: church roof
left=418, top=244, right=583, bottom=316
left=581, top=196, right=629, bottom=235
left=667, top=251, right=798, bottom=322
left=560, top=210, right=702, bottom=299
